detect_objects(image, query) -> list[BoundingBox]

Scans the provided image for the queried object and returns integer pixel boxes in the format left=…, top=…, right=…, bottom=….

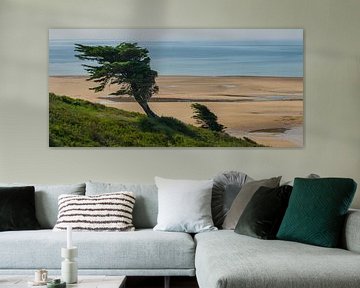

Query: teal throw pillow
left=277, top=178, right=357, bottom=247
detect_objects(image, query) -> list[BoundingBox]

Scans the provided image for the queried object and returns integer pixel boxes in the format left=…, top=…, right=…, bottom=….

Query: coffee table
left=0, top=275, right=126, bottom=288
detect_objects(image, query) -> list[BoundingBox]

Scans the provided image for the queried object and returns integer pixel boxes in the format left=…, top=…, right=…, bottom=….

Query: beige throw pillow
left=222, top=176, right=281, bottom=230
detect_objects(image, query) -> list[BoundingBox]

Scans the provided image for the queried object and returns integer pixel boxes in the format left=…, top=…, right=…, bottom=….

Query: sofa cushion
left=0, top=186, right=40, bottom=231
left=234, top=185, right=292, bottom=239
left=0, top=229, right=195, bottom=271
left=282, top=173, right=320, bottom=186
left=212, top=171, right=250, bottom=228
left=195, top=230, right=360, bottom=288
left=53, top=192, right=136, bottom=232
left=222, top=176, right=281, bottom=229
left=0, top=183, right=86, bottom=228
left=342, top=209, right=360, bottom=253
left=277, top=178, right=357, bottom=247
left=154, top=177, right=216, bottom=233
left=86, top=181, right=158, bottom=229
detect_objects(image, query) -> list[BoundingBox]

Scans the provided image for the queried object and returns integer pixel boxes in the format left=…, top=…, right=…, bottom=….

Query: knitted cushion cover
left=277, top=178, right=357, bottom=247
left=53, top=192, right=135, bottom=231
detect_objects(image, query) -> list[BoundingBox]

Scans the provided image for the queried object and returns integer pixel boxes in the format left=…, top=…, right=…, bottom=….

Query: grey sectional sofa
left=1, top=181, right=360, bottom=288
left=195, top=217, right=360, bottom=288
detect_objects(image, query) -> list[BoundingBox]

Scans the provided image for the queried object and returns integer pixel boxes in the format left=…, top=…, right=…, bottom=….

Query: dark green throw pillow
left=234, top=185, right=292, bottom=239
left=0, top=186, right=41, bottom=231
left=277, top=178, right=357, bottom=247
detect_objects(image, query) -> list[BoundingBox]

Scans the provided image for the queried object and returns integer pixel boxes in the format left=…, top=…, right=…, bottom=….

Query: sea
left=49, top=39, right=303, bottom=77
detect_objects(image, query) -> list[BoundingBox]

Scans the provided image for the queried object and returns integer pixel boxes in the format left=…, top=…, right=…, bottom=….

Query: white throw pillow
left=53, top=192, right=135, bottom=231
left=153, top=177, right=217, bottom=233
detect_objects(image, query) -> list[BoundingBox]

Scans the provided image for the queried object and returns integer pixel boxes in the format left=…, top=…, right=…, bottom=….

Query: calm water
left=49, top=40, right=303, bottom=77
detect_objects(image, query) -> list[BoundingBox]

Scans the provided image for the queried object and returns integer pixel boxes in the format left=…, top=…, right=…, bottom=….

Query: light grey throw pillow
left=153, top=177, right=217, bottom=233
left=222, top=176, right=281, bottom=230
left=0, top=183, right=85, bottom=228
left=212, top=171, right=252, bottom=228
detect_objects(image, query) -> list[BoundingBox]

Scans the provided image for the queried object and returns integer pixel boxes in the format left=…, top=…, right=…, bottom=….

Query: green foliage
left=191, top=103, right=226, bottom=132
left=75, top=42, right=158, bottom=117
left=140, top=116, right=198, bottom=138
left=49, top=93, right=262, bottom=147
left=243, top=137, right=258, bottom=145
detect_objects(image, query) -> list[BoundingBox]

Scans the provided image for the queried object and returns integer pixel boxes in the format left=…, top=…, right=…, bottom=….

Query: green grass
left=49, top=93, right=262, bottom=147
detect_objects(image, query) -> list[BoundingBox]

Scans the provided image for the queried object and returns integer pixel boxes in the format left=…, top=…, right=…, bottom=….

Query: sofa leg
left=164, top=276, right=170, bottom=288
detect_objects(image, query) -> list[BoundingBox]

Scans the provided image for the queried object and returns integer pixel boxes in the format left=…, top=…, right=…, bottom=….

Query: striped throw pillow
left=53, top=192, right=136, bottom=231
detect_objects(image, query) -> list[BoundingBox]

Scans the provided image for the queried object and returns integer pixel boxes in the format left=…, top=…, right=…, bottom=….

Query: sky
left=49, top=29, right=303, bottom=42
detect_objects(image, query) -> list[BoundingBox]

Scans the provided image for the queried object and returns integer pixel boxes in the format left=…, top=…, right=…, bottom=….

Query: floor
left=126, top=276, right=199, bottom=288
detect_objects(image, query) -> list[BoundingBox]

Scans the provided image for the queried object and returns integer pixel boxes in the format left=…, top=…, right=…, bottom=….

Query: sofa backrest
left=0, top=182, right=86, bottom=228
left=341, top=209, right=360, bottom=253
left=86, top=181, right=158, bottom=229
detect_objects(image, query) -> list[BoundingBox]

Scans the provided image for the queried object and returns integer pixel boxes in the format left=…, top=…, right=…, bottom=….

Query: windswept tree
left=191, top=103, right=225, bottom=132
left=75, top=42, right=158, bottom=117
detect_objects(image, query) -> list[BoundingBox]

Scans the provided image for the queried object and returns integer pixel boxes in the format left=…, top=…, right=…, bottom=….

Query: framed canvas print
left=49, top=29, right=303, bottom=147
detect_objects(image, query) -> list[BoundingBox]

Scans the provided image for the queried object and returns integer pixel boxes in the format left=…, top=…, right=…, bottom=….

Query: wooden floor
left=126, top=276, right=199, bottom=288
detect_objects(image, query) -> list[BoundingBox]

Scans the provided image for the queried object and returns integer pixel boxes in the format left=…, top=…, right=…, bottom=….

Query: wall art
left=49, top=29, right=303, bottom=147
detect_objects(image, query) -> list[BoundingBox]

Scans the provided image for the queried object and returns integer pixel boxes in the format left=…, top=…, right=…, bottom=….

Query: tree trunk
left=139, top=101, right=158, bottom=118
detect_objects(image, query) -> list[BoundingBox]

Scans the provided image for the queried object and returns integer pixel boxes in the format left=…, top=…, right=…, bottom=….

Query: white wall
left=0, top=0, right=359, bottom=207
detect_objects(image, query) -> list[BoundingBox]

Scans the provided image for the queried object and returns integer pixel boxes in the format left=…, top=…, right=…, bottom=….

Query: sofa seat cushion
left=195, top=230, right=360, bottom=288
left=0, top=229, right=195, bottom=270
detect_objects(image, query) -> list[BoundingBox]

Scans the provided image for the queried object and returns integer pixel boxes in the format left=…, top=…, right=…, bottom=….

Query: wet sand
left=49, top=75, right=303, bottom=147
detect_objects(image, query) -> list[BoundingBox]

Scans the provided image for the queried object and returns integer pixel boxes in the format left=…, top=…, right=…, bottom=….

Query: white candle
left=67, top=225, right=72, bottom=249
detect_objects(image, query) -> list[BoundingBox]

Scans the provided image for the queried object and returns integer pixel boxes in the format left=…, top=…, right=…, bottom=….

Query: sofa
left=0, top=180, right=360, bottom=288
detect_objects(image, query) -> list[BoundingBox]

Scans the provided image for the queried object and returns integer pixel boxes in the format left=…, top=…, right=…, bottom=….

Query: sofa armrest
left=342, top=209, right=360, bottom=253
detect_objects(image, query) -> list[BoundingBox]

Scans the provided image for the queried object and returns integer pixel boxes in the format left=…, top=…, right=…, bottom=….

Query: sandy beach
left=49, top=75, right=303, bottom=147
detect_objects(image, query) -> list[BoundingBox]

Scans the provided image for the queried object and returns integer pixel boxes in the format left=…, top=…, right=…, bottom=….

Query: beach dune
left=49, top=75, right=303, bottom=147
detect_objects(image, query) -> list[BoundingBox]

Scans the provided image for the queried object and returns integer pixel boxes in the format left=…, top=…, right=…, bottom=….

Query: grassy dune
left=49, top=93, right=262, bottom=147
left=49, top=76, right=303, bottom=147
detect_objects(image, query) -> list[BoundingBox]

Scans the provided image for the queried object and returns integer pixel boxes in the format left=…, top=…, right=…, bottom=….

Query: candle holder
left=61, top=247, right=78, bottom=284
